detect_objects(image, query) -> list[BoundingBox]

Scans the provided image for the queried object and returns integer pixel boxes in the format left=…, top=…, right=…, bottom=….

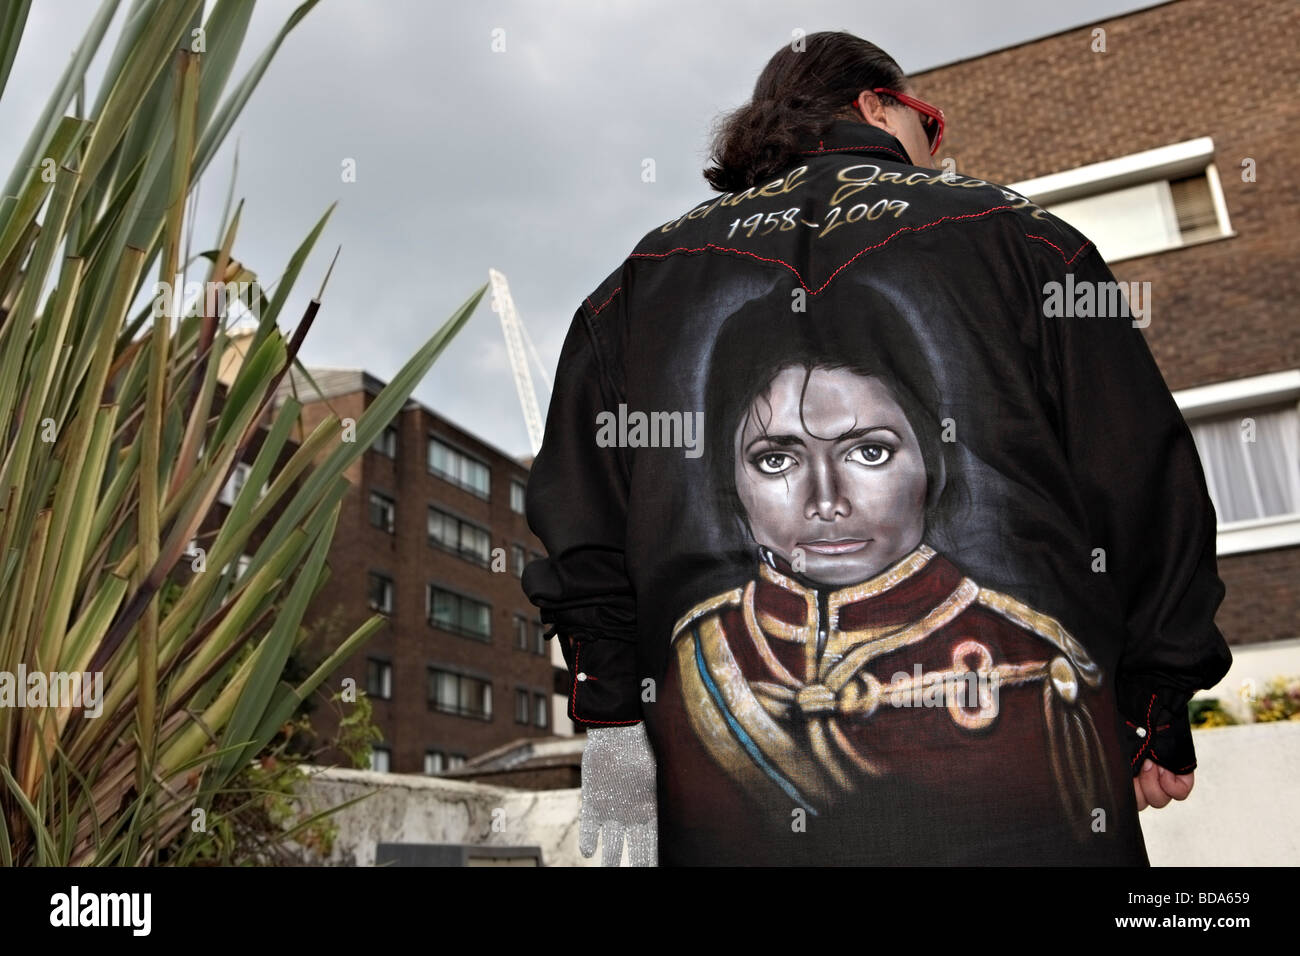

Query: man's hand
left=1133, top=759, right=1194, bottom=810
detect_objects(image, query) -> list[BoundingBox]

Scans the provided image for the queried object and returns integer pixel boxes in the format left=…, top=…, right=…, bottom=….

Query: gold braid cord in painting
left=668, top=544, right=1113, bottom=838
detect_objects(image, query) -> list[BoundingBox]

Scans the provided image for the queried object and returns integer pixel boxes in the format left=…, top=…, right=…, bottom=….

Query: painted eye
left=848, top=443, right=892, bottom=466
left=754, top=452, right=795, bottom=475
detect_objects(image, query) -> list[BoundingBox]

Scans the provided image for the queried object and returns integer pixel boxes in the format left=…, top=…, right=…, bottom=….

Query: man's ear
left=851, top=91, right=897, bottom=137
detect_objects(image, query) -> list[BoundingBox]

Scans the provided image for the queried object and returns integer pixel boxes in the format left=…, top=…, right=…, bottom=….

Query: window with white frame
left=533, top=693, right=548, bottom=729
left=219, top=461, right=252, bottom=506
left=369, top=490, right=396, bottom=534
left=515, top=688, right=530, bottom=724
left=427, top=506, right=492, bottom=566
left=1008, top=137, right=1233, bottom=264
left=510, top=479, right=526, bottom=513
left=370, top=746, right=391, bottom=773
left=1174, top=370, right=1300, bottom=555
left=1190, top=401, right=1299, bottom=525
left=372, top=425, right=398, bottom=459
left=428, top=668, right=492, bottom=720
left=219, top=552, right=252, bottom=579
left=424, top=750, right=445, bottom=775
left=428, top=436, right=491, bottom=498
left=368, top=571, right=394, bottom=613
left=427, top=585, right=491, bottom=640
left=366, top=658, right=392, bottom=700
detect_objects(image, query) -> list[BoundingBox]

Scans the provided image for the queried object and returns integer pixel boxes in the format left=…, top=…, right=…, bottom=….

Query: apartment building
left=908, top=0, right=1298, bottom=699
left=263, top=365, right=571, bottom=775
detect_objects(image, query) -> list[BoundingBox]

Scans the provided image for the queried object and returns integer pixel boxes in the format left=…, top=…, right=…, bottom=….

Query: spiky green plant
left=0, top=0, right=485, bottom=864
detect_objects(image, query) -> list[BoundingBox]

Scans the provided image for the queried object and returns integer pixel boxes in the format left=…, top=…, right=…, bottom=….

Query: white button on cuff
left=1135, top=727, right=1147, bottom=738
left=577, top=672, right=588, bottom=682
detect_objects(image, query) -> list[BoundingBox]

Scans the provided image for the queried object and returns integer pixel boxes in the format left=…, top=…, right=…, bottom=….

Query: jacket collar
left=756, top=541, right=953, bottom=624
left=749, top=542, right=968, bottom=663
left=794, top=118, right=913, bottom=166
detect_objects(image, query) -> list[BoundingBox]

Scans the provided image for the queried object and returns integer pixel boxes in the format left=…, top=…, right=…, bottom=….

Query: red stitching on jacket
left=587, top=287, right=621, bottom=315
left=569, top=643, right=639, bottom=726
left=1025, top=233, right=1092, bottom=265
left=1146, top=750, right=1193, bottom=774
left=1131, top=692, right=1156, bottom=767
left=630, top=206, right=1019, bottom=296
left=798, top=143, right=910, bottom=162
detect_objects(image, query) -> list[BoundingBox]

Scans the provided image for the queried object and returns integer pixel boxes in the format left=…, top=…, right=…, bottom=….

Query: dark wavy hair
left=703, top=31, right=907, bottom=193
left=703, top=282, right=968, bottom=551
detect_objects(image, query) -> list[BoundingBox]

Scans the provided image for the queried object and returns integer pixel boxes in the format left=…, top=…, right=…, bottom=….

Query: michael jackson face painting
left=657, top=282, right=1121, bottom=860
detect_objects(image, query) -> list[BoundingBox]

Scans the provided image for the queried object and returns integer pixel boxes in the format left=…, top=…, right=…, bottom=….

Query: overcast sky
left=3, top=0, right=1165, bottom=461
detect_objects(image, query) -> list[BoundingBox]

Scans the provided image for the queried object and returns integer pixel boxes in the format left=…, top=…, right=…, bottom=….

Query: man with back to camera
left=522, top=30, right=1231, bottom=867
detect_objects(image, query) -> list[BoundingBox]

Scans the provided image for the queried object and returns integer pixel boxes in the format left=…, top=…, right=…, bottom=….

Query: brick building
left=907, top=0, right=1299, bottom=701
left=264, top=365, right=571, bottom=775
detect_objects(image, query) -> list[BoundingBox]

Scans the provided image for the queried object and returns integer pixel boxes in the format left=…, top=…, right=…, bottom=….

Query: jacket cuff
left=551, top=629, right=642, bottom=727
left=1116, top=678, right=1197, bottom=776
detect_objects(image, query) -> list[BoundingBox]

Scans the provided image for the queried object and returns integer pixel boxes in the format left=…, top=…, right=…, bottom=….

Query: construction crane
left=488, top=268, right=553, bottom=457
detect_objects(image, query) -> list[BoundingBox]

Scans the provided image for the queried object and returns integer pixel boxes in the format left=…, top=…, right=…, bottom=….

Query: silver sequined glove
left=579, top=724, right=657, bottom=866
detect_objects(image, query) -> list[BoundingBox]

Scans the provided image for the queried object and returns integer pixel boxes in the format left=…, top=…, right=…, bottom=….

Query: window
left=428, top=437, right=491, bottom=498
left=427, top=585, right=491, bottom=640
left=427, top=506, right=492, bottom=566
left=514, top=615, right=529, bottom=650
left=1190, top=401, right=1299, bottom=524
left=460, top=524, right=492, bottom=565
left=534, top=620, right=547, bottom=655
left=219, top=462, right=252, bottom=506
left=1173, top=370, right=1300, bottom=555
left=366, top=658, right=392, bottom=700
left=510, top=479, right=526, bottom=513
left=369, top=491, right=396, bottom=534
left=534, top=693, right=549, bottom=729
left=219, top=552, right=252, bottom=579
left=370, top=747, right=391, bottom=773
left=372, top=425, right=398, bottom=459
left=515, top=688, right=530, bottom=724
left=447, top=754, right=467, bottom=770
left=512, top=544, right=526, bottom=578
left=424, top=750, right=445, bottom=775
left=368, top=572, right=394, bottom=613
left=428, top=668, right=493, bottom=720
left=1007, top=137, right=1233, bottom=264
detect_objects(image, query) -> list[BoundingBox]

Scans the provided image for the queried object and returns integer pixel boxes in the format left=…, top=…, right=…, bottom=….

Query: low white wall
left=1138, top=720, right=1300, bottom=865
left=297, top=720, right=1298, bottom=866
left=295, top=768, right=594, bottom=866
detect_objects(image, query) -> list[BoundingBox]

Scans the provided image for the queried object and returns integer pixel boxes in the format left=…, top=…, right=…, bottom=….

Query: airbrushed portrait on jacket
left=651, top=280, right=1133, bottom=862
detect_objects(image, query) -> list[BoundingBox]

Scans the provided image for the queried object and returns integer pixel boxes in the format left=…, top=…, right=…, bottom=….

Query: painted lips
left=799, top=538, right=872, bottom=555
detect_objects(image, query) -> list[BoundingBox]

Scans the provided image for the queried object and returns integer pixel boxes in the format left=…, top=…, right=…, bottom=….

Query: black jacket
left=522, top=119, right=1232, bottom=864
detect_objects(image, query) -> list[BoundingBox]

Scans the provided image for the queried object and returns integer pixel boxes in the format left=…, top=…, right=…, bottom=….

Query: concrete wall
left=297, top=719, right=1298, bottom=866
left=295, top=767, right=595, bottom=867
left=1139, top=720, right=1300, bottom=866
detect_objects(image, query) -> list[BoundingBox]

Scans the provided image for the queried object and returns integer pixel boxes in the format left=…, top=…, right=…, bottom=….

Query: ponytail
left=703, top=32, right=906, bottom=193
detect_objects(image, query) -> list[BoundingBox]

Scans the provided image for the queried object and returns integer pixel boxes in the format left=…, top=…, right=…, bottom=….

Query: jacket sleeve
left=1033, top=238, right=1233, bottom=777
left=521, top=292, right=642, bottom=727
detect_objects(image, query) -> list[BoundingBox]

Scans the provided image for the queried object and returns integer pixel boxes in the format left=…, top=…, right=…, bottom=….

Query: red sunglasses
left=854, top=87, right=945, bottom=155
